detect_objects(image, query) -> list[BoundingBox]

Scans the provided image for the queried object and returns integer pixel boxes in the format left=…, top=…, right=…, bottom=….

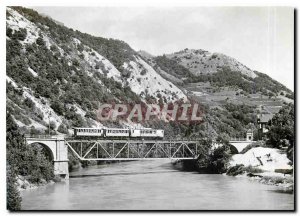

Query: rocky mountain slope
left=6, top=6, right=293, bottom=139
left=166, top=48, right=257, bottom=78
left=6, top=7, right=187, bottom=134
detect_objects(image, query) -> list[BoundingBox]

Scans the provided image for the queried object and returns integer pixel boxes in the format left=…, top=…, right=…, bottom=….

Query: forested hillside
left=6, top=6, right=293, bottom=140
left=6, top=7, right=186, bottom=136
left=6, top=6, right=294, bottom=211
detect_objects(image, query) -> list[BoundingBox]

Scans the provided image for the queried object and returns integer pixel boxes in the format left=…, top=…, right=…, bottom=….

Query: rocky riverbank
left=227, top=147, right=293, bottom=193
left=227, top=171, right=293, bottom=193
left=16, top=175, right=62, bottom=191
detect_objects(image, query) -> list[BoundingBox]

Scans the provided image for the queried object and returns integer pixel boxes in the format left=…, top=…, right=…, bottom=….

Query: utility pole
left=48, top=111, right=51, bottom=136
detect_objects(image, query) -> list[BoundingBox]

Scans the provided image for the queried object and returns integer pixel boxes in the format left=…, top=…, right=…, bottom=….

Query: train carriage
left=73, top=127, right=164, bottom=140
left=131, top=128, right=164, bottom=139
left=105, top=128, right=130, bottom=138
left=73, top=128, right=104, bottom=137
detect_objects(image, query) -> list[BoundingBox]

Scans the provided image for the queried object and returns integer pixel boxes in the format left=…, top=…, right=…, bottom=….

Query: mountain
left=166, top=48, right=257, bottom=78
left=139, top=49, right=293, bottom=100
left=6, top=6, right=293, bottom=140
left=6, top=7, right=187, bottom=135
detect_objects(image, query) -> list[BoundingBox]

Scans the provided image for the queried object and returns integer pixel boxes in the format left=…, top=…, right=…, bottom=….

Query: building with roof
left=257, top=113, right=274, bottom=140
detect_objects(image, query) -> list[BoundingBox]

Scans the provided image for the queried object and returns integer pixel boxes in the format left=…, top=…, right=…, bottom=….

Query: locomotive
left=73, top=127, right=164, bottom=139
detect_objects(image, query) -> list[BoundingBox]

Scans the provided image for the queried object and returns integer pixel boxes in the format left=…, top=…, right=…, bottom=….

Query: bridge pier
left=25, top=136, right=69, bottom=180
left=54, top=138, right=69, bottom=179
left=54, top=160, right=69, bottom=179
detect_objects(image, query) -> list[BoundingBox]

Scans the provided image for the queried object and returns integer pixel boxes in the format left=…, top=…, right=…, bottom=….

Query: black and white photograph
left=4, top=1, right=295, bottom=211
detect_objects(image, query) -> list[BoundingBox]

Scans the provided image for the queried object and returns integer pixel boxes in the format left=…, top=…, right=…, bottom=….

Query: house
left=257, top=113, right=273, bottom=139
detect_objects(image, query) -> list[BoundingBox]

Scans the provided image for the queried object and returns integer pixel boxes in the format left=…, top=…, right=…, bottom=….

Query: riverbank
left=16, top=175, right=61, bottom=191
left=227, top=147, right=293, bottom=193
left=227, top=171, right=293, bottom=193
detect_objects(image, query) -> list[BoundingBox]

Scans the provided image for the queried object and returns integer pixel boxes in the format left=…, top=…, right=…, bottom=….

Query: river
left=20, top=160, right=294, bottom=210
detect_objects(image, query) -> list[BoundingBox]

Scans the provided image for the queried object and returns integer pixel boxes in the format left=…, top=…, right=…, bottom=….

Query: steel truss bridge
left=25, top=135, right=249, bottom=179
left=65, top=139, right=199, bottom=161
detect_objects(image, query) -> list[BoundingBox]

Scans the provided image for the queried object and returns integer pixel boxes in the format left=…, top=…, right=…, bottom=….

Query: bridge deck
left=79, top=157, right=196, bottom=161
left=65, top=139, right=198, bottom=143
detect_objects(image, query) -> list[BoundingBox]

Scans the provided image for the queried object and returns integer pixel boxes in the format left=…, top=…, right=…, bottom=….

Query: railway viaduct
left=25, top=136, right=199, bottom=180
left=25, top=135, right=253, bottom=180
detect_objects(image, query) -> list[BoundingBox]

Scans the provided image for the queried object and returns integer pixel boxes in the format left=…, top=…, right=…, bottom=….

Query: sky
left=32, top=7, right=294, bottom=90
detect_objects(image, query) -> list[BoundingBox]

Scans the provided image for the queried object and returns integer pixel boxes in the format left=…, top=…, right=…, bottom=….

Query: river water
left=20, top=160, right=294, bottom=210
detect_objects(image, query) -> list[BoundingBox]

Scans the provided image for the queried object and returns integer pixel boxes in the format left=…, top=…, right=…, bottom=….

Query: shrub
left=197, top=145, right=231, bottom=174
left=50, top=45, right=58, bottom=52
left=12, top=28, right=27, bottom=41
left=266, top=103, right=294, bottom=149
left=72, top=59, right=80, bottom=67
left=226, top=164, right=245, bottom=176
left=57, top=124, right=68, bottom=134
left=243, top=165, right=264, bottom=173
left=140, top=69, right=147, bottom=75
left=49, top=121, right=56, bottom=130
left=216, top=133, right=230, bottom=145
left=6, top=27, right=13, bottom=37
left=121, top=68, right=131, bottom=78
left=36, top=36, right=45, bottom=46
left=23, top=97, right=35, bottom=109
left=29, top=126, right=42, bottom=135
left=226, top=164, right=263, bottom=176
left=6, top=167, right=21, bottom=210
left=7, top=113, right=55, bottom=186
left=50, top=100, right=65, bottom=116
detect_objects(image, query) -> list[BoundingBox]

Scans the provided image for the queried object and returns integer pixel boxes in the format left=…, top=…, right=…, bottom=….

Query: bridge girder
left=65, top=140, right=199, bottom=161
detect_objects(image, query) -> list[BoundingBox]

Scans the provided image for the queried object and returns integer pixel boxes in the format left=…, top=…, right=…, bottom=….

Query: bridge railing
left=24, top=134, right=67, bottom=139
left=229, top=138, right=247, bottom=142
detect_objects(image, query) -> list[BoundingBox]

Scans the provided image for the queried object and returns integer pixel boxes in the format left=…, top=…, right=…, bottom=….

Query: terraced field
left=184, top=82, right=290, bottom=115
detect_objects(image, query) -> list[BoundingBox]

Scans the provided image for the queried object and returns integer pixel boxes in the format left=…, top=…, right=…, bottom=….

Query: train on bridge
left=73, top=127, right=164, bottom=140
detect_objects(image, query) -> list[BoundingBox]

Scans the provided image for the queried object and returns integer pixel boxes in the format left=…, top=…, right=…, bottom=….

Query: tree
left=266, top=103, right=294, bottom=148
left=23, top=97, right=35, bottom=109
left=36, top=36, right=45, bottom=46
left=196, top=143, right=231, bottom=174
left=7, top=166, right=21, bottom=210
left=266, top=103, right=294, bottom=163
left=12, top=28, right=27, bottom=41
left=57, top=124, right=69, bottom=134
left=7, top=113, right=55, bottom=185
left=207, top=145, right=231, bottom=173
left=216, top=133, right=230, bottom=145
left=50, top=100, right=65, bottom=116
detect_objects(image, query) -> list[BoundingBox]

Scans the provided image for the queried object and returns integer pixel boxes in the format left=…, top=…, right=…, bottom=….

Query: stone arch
left=228, top=142, right=252, bottom=153
left=28, top=142, right=55, bottom=161
left=25, top=138, right=69, bottom=179
left=227, top=144, right=239, bottom=154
